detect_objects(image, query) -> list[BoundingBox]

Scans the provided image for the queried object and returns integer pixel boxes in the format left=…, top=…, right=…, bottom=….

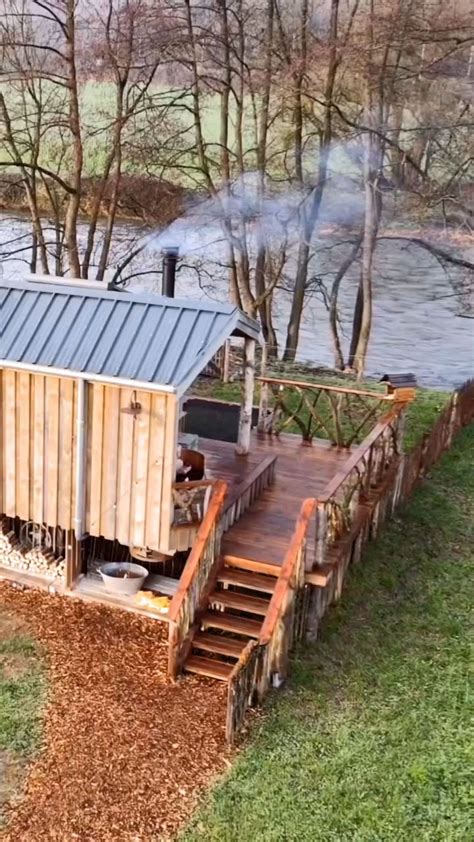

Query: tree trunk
left=283, top=239, right=310, bottom=360
left=352, top=133, right=382, bottom=376
left=347, top=274, right=363, bottom=368
left=64, top=0, right=83, bottom=277
left=329, top=231, right=363, bottom=369
left=236, top=338, right=256, bottom=455
left=389, top=103, right=404, bottom=187
left=283, top=0, right=340, bottom=361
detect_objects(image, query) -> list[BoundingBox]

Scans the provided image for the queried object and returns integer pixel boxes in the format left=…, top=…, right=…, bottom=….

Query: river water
left=1, top=212, right=472, bottom=390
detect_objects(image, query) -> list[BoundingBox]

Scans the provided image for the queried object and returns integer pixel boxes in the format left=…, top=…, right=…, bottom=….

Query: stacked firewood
left=0, top=521, right=65, bottom=579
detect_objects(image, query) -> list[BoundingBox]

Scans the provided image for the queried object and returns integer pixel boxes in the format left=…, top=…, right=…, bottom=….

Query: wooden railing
left=168, top=480, right=227, bottom=679
left=226, top=640, right=260, bottom=742
left=257, top=376, right=394, bottom=447
left=225, top=379, right=474, bottom=743
left=173, top=455, right=277, bottom=532
left=226, top=407, right=406, bottom=742
left=226, top=498, right=315, bottom=743
left=313, top=406, right=405, bottom=564
left=222, top=454, right=277, bottom=532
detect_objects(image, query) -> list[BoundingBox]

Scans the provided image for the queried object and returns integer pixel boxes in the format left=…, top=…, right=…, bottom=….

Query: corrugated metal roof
left=0, top=278, right=260, bottom=396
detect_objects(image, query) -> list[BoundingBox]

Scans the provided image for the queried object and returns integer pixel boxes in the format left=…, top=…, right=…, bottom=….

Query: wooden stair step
left=201, top=610, right=262, bottom=638
left=222, top=554, right=279, bottom=578
left=193, top=632, right=245, bottom=659
left=184, top=655, right=233, bottom=681
left=209, top=589, right=270, bottom=616
left=305, top=564, right=334, bottom=587
left=217, top=568, right=276, bottom=594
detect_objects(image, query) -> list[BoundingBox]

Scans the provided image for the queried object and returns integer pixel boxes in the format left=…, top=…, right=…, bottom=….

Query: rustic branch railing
left=226, top=498, right=316, bottom=743
left=226, top=640, right=261, bottom=741
left=313, top=406, right=406, bottom=564
left=225, top=379, right=474, bottom=743
left=168, top=480, right=227, bottom=679
left=222, top=454, right=277, bottom=532
left=257, top=376, right=395, bottom=447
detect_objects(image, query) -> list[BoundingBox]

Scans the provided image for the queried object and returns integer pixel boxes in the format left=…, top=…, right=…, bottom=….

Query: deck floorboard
left=200, top=431, right=349, bottom=569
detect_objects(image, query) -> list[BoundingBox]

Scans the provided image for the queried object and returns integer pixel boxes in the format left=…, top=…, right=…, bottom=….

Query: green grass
left=0, top=633, right=45, bottom=756
left=182, top=424, right=474, bottom=842
left=0, top=623, right=46, bottom=825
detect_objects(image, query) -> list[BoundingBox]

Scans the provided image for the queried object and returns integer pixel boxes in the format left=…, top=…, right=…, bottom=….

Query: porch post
left=236, top=338, right=256, bottom=455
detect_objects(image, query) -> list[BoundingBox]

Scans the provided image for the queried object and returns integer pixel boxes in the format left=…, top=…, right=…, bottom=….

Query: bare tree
left=0, top=0, right=178, bottom=279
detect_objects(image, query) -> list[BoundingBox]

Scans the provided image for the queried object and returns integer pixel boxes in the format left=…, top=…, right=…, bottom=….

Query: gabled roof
left=0, top=277, right=260, bottom=396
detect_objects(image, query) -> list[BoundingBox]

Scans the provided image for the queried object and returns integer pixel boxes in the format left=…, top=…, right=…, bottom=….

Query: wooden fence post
left=447, top=391, right=459, bottom=447
left=314, top=504, right=327, bottom=567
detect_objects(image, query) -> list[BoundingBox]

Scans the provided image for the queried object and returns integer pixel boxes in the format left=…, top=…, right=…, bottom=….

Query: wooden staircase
left=183, top=555, right=278, bottom=681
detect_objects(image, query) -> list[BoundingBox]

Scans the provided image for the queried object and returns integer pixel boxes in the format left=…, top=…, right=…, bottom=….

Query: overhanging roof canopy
left=0, top=277, right=260, bottom=396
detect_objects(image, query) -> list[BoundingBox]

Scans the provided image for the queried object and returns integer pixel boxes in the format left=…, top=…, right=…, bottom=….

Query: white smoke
left=149, top=156, right=365, bottom=263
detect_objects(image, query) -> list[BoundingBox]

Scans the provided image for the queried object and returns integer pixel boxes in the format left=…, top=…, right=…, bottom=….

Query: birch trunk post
left=257, top=341, right=269, bottom=434
left=237, top=338, right=256, bottom=455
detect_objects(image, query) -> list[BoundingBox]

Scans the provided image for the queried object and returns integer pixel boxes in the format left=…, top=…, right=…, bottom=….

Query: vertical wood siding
left=86, top=383, right=177, bottom=551
left=85, top=383, right=177, bottom=551
left=0, top=370, right=76, bottom=528
left=1, top=371, right=177, bottom=552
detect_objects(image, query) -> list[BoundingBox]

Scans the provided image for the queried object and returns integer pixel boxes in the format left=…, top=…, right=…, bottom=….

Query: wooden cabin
left=0, top=275, right=259, bottom=599
left=2, top=272, right=433, bottom=741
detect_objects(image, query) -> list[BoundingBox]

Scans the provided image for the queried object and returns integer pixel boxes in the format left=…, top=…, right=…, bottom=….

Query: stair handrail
left=226, top=497, right=316, bottom=743
left=259, top=498, right=316, bottom=645
left=222, top=453, right=277, bottom=515
left=168, top=479, right=227, bottom=678
left=221, top=453, right=277, bottom=532
left=318, top=405, right=404, bottom=504
left=312, top=404, right=406, bottom=565
left=226, top=639, right=259, bottom=743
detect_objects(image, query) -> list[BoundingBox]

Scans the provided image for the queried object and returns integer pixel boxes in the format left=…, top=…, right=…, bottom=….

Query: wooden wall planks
left=0, top=370, right=76, bottom=528
left=85, top=383, right=177, bottom=551
left=0, top=370, right=178, bottom=553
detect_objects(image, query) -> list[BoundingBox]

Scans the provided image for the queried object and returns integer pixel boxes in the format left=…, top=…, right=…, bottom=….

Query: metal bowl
left=99, top=561, right=148, bottom=596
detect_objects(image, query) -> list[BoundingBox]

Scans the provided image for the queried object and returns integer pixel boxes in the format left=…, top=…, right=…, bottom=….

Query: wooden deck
left=201, top=432, right=350, bottom=568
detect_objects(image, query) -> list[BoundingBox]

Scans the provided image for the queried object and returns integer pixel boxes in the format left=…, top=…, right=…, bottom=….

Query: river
left=1, top=212, right=472, bottom=390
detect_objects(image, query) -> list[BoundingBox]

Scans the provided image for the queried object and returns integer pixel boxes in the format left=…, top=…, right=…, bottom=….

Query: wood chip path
left=0, top=583, right=228, bottom=841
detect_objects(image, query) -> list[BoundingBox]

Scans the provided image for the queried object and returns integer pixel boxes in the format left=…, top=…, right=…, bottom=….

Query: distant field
left=0, top=80, right=332, bottom=187
left=0, top=77, right=464, bottom=190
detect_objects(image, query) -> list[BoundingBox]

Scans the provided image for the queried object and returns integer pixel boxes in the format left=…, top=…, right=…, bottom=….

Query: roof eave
left=0, top=359, right=178, bottom=395
left=174, top=311, right=260, bottom=397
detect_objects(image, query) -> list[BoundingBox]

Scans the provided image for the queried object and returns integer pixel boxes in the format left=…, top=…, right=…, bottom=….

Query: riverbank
left=182, top=422, right=474, bottom=841
left=0, top=173, right=186, bottom=225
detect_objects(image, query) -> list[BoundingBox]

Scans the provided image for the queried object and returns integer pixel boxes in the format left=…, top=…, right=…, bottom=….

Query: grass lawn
left=0, top=613, right=46, bottom=825
left=183, top=423, right=474, bottom=842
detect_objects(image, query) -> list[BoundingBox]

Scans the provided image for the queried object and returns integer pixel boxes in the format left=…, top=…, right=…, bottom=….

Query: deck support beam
left=236, top=338, right=256, bottom=455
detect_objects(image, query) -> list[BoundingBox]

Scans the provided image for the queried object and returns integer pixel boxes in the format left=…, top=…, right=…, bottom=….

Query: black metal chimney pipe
left=162, top=246, right=179, bottom=297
